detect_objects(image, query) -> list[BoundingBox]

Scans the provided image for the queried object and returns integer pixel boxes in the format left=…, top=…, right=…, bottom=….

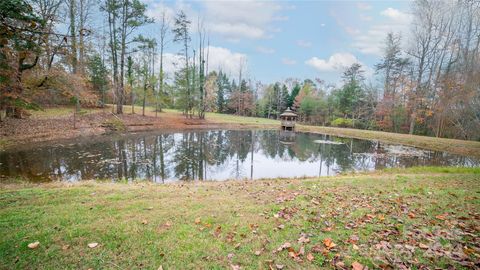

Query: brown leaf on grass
left=141, top=219, right=148, bottom=225
left=214, top=226, right=222, bottom=237
left=311, top=244, right=327, bottom=254
left=276, top=242, right=291, bottom=252
left=322, top=226, right=333, bottom=232
left=435, top=214, right=447, bottom=220
left=352, top=261, right=364, bottom=270
left=311, top=198, right=320, bottom=205
left=28, top=241, right=40, bottom=249
left=62, top=244, right=70, bottom=250
left=254, top=250, right=262, bottom=256
left=323, top=238, right=337, bottom=249
left=347, top=235, right=359, bottom=244
left=298, top=235, right=310, bottom=244
left=418, top=243, right=429, bottom=250
left=195, top=217, right=201, bottom=224
left=226, top=232, right=235, bottom=243
left=306, top=253, right=314, bottom=262
left=230, top=264, right=241, bottom=270
left=352, top=244, right=359, bottom=250
left=275, top=265, right=284, bottom=270
left=408, top=212, right=416, bottom=219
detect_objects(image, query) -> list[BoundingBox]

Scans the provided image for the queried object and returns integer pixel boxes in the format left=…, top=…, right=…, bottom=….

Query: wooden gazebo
left=280, top=107, right=297, bottom=131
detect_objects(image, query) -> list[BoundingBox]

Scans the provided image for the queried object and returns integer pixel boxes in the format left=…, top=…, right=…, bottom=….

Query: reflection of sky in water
left=0, top=130, right=478, bottom=183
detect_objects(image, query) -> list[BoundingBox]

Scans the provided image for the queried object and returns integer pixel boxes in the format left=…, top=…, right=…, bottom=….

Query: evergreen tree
left=288, top=84, right=301, bottom=108
left=87, top=54, right=109, bottom=106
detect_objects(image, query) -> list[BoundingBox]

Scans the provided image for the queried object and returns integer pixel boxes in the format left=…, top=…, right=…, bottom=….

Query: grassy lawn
left=1, top=168, right=479, bottom=269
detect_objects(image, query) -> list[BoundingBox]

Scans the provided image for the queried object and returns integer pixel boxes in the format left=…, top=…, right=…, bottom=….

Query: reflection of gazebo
left=279, top=130, right=296, bottom=144
left=280, top=107, right=297, bottom=131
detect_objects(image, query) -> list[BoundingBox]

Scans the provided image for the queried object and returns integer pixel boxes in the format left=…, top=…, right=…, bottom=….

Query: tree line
left=0, top=0, right=479, bottom=140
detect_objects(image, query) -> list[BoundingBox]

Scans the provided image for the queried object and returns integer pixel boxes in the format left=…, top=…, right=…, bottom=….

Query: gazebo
left=280, top=107, right=297, bottom=131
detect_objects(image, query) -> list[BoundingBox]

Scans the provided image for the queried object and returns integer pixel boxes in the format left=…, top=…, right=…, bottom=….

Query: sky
left=140, top=0, right=413, bottom=86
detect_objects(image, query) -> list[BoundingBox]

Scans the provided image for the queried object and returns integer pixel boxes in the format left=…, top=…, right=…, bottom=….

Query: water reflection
left=0, top=130, right=478, bottom=182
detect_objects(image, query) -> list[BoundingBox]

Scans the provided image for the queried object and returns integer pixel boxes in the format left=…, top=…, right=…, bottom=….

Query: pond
left=0, top=129, right=478, bottom=183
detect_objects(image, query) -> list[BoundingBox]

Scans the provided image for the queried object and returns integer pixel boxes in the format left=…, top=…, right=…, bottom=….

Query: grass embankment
left=1, top=168, right=479, bottom=269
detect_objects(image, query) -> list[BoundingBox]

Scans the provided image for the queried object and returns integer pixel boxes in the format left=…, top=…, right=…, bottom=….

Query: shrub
left=331, top=118, right=354, bottom=128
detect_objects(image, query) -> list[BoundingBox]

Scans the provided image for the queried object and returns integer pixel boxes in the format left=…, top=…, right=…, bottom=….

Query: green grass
left=205, top=112, right=279, bottom=126
left=29, top=106, right=104, bottom=119
left=1, top=168, right=479, bottom=269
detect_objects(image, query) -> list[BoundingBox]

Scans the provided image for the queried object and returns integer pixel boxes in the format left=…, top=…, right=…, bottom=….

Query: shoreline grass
left=1, top=168, right=479, bottom=269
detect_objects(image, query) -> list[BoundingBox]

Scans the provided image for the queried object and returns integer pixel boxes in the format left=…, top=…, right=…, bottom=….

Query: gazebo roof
left=280, top=107, right=297, bottom=117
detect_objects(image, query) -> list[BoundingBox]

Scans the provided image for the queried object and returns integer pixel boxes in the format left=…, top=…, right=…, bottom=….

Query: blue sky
left=142, top=0, right=413, bottom=85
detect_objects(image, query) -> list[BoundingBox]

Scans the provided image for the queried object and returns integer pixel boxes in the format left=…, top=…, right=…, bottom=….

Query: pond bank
left=1, top=106, right=480, bottom=158
left=1, top=167, right=479, bottom=269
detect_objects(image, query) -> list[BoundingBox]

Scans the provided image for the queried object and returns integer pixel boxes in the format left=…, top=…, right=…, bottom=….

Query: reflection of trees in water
left=0, top=130, right=479, bottom=182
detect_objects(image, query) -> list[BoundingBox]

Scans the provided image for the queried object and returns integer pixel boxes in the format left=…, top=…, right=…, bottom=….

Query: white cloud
left=357, top=2, right=372, bottom=10
left=381, top=8, right=412, bottom=23
left=305, top=53, right=360, bottom=72
left=202, top=1, right=287, bottom=40
left=157, top=47, right=247, bottom=80
left=349, top=8, right=412, bottom=56
left=296, top=40, right=312, bottom=48
left=146, top=2, right=175, bottom=25
left=206, top=46, right=247, bottom=76
left=256, top=46, right=275, bottom=54
left=281, top=58, right=296, bottom=65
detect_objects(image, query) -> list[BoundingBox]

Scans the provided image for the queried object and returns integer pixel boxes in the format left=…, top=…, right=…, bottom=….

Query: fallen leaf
left=227, top=253, right=235, bottom=260
left=298, top=235, right=310, bottom=244
left=306, top=253, right=314, bottom=262
left=254, top=250, right=262, bottom=256
left=352, top=244, right=359, bottom=250
left=275, top=264, right=284, bottom=269
left=214, top=226, right=222, bottom=237
left=230, top=264, right=241, bottom=270
left=195, top=217, right=201, bottom=224
left=418, top=243, right=429, bottom=250
left=157, top=266, right=163, bottom=270
left=62, top=244, right=70, bottom=250
left=352, top=261, right=364, bottom=270
left=87, top=242, right=98, bottom=248
left=348, top=234, right=359, bottom=244
left=408, top=212, right=416, bottom=219
left=142, top=219, right=148, bottom=225
left=276, top=242, right=292, bottom=252
left=28, top=241, right=40, bottom=249
left=323, top=238, right=336, bottom=249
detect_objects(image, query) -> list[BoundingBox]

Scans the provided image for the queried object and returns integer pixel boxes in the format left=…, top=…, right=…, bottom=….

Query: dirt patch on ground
left=0, top=110, right=272, bottom=149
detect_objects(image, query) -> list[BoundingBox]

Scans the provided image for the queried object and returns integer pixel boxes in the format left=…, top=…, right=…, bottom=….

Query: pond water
left=0, top=129, right=478, bottom=183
